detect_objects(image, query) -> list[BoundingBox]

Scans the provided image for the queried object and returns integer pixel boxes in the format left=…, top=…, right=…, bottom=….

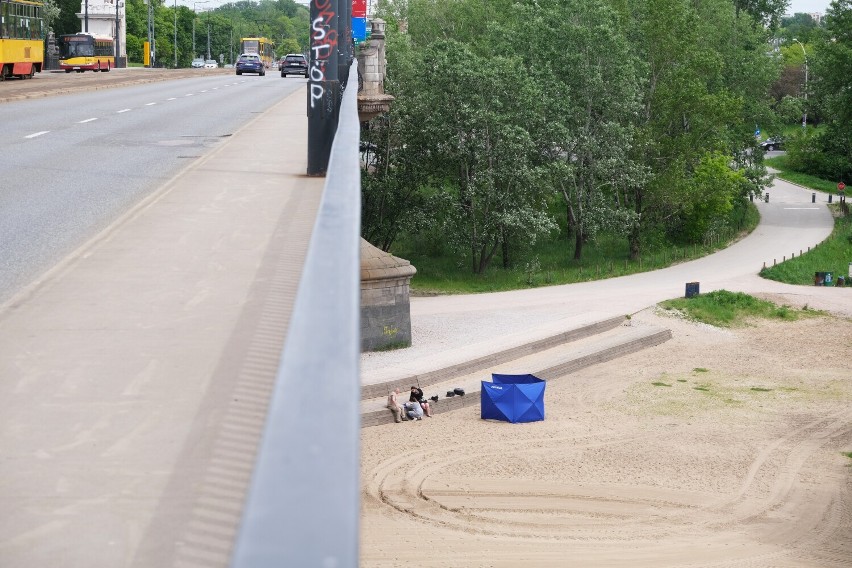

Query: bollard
left=812, top=193, right=816, bottom=203
left=829, top=194, right=832, bottom=203
left=749, top=193, right=753, bottom=202
left=765, top=193, right=769, bottom=203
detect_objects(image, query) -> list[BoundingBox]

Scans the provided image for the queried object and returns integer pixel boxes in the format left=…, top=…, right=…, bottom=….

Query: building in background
left=75, top=0, right=126, bottom=60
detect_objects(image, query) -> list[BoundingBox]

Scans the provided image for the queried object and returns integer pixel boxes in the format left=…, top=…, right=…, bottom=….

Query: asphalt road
left=0, top=68, right=304, bottom=305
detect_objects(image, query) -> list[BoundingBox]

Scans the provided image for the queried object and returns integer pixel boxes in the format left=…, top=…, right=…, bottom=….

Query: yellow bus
left=240, top=37, right=275, bottom=69
left=58, top=33, right=114, bottom=73
left=0, top=0, right=44, bottom=80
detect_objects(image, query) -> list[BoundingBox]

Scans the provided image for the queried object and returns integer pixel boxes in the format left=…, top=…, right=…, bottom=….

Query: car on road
left=280, top=53, right=308, bottom=78
left=204, top=59, right=218, bottom=69
left=235, top=53, right=265, bottom=76
left=191, top=58, right=204, bottom=68
left=760, top=137, right=785, bottom=151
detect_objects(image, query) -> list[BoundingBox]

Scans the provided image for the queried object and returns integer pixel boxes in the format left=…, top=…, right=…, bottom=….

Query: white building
left=76, top=0, right=126, bottom=58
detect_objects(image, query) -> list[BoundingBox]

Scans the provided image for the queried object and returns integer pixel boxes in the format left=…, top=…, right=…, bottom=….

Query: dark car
left=760, top=137, right=785, bottom=151
left=280, top=54, right=308, bottom=78
left=235, top=53, right=265, bottom=76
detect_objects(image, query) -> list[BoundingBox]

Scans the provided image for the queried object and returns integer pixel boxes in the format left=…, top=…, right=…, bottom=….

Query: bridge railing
left=230, top=60, right=362, bottom=567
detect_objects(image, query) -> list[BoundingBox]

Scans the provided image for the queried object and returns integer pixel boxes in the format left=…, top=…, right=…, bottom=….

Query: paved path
left=0, top=87, right=323, bottom=568
left=362, top=178, right=852, bottom=385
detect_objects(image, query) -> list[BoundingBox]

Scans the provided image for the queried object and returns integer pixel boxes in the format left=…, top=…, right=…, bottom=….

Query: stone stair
left=360, top=314, right=672, bottom=428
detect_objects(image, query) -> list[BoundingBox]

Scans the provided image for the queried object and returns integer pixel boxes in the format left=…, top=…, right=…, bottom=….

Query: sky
left=787, top=0, right=833, bottom=14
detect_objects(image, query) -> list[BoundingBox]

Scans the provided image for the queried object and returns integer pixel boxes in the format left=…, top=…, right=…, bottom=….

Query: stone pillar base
left=360, top=239, right=416, bottom=352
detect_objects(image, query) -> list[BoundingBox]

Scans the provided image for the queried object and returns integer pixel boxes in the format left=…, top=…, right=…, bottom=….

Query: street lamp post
left=206, top=9, right=212, bottom=61
left=193, top=1, right=209, bottom=59
left=174, top=0, right=178, bottom=68
left=793, top=38, right=808, bottom=129
left=114, top=1, right=123, bottom=65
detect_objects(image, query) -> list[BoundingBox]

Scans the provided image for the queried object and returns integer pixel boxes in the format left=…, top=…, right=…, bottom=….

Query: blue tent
left=480, top=373, right=546, bottom=423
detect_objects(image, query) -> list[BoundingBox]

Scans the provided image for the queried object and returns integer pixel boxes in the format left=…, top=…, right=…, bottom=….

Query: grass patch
left=760, top=213, right=852, bottom=286
left=397, top=207, right=760, bottom=295
left=660, top=290, right=819, bottom=327
left=652, top=382, right=672, bottom=387
left=693, top=368, right=709, bottom=373
left=750, top=387, right=773, bottom=392
left=843, top=452, right=852, bottom=461
left=677, top=379, right=687, bottom=382
left=693, top=386, right=710, bottom=391
left=765, top=155, right=841, bottom=194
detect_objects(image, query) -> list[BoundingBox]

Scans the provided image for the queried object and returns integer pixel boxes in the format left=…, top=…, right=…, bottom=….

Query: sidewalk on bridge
left=0, top=87, right=327, bottom=567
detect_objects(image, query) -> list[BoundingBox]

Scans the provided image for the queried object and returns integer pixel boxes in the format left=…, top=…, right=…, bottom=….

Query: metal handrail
left=231, top=60, right=361, bottom=567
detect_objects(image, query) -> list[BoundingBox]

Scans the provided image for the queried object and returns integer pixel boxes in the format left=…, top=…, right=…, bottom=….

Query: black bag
left=446, top=391, right=456, bottom=397
left=454, top=388, right=465, bottom=396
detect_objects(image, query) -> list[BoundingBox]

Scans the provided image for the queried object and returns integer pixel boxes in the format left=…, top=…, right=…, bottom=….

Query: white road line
left=145, top=102, right=157, bottom=106
left=78, top=118, right=98, bottom=123
left=117, top=108, right=131, bottom=113
left=25, top=131, right=49, bottom=139
left=167, top=97, right=177, bottom=101
left=201, top=89, right=209, bottom=93
left=185, top=93, right=194, bottom=97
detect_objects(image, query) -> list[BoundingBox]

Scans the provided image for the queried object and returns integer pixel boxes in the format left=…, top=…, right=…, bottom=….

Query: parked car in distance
left=760, top=137, right=785, bottom=151
left=204, top=59, right=218, bottom=69
left=280, top=53, right=308, bottom=78
left=235, top=53, right=265, bottom=76
left=191, top=58, right=204, bottom=68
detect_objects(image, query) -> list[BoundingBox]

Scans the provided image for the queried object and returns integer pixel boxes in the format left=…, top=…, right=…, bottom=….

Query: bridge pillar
left=360, top=239, right=416, bottom=352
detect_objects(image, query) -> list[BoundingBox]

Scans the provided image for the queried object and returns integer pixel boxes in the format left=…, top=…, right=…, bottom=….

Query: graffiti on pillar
left=310, top=0, right=337, bottom=109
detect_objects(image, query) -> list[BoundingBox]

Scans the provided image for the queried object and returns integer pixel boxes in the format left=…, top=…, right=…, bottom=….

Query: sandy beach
left=360, top=301, right=852, bottom=567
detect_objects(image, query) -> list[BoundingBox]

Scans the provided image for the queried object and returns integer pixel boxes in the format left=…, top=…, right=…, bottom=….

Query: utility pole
left=207, top=10, right=211, bottom=61
left=174, top=0, right=178, bottom=68
left=114, top=1, right=122, bottom=64
left=193, top=1, right=208, bottom=59
left=84, top=0, right=89, bottom=32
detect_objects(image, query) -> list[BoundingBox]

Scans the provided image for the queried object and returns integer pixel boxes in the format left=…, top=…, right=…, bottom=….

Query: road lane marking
left=185, top=93, right=194, bottom=97
left=78, top=118, right=98, bottom=123
left=25, top=131, right=49, bottom=139
left=167, top=97, right=177, bottom=101
left=145, top=102, right=157, bottom=106
left=117, top=108, right=131, bottom=113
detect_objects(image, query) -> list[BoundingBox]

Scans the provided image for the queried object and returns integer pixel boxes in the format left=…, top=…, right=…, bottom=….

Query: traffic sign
left=839, top=182, right=846, bottom=192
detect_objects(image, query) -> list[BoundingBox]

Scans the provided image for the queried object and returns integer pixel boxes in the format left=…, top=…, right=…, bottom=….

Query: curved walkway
left=361, top=178, right=851, bottom=422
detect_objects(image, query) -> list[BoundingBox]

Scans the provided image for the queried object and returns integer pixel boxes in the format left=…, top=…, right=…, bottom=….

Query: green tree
left=623, top=0, right=772, bottom=254
left=393, top=39, right=555, bottom=273
left=55, top=0, right=82, bottom=36
left=503, top=0, right=643, bottom=260
left=809, top=0, right=852, bottom=181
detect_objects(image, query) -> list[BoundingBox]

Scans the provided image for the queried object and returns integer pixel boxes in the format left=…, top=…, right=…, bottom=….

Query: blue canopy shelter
left=480, top=373, right=546, bottom=423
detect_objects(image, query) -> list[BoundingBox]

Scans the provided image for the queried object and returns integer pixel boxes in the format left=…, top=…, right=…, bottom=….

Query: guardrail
left=231, top=60, right=361, bottom=567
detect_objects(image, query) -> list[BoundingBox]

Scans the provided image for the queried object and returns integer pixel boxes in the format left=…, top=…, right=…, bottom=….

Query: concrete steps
left=361, top=315, right=672, bottom=428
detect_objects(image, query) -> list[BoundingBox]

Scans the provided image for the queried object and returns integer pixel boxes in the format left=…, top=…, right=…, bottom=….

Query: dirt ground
left=360, top=299, right=852, bottom=567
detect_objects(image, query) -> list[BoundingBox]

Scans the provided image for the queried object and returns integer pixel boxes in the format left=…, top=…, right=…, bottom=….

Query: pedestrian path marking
left=25, top=131, right=49, bottom=139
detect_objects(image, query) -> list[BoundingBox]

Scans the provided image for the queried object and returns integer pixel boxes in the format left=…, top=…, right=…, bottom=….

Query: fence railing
left=230, top=60, right=362, bottom=567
